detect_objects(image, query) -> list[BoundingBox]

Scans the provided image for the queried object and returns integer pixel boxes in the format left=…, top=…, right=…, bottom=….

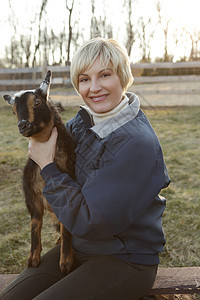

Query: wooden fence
left=0, top=65, right=71, bottom=92
left=0, top=61, right=200, bottom=94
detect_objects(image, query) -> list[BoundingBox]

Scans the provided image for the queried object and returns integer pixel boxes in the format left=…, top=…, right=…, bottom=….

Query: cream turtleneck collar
left=81, top=95, right=129, bottom=125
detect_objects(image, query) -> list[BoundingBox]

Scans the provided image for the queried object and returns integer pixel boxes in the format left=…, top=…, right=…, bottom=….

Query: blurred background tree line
left=0, top=0, right=199, bottom=69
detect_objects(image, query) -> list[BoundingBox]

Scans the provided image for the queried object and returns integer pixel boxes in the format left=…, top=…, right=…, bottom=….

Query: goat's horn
left=39, top=70, right=52, bottom=95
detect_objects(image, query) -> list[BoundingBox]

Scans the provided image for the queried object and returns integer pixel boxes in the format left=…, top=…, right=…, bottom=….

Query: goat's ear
left=39, top=69, right=52, bottom=97
left=3, top=95, right=15, bottom=105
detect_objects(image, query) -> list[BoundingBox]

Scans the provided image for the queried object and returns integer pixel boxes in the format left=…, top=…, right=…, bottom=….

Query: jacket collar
left=80, top=92, right=140, bottom=139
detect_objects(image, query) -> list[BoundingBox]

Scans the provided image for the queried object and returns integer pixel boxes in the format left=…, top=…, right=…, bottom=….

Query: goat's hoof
left=27, top=256, right=40, bottom=268
left=59, top=262, right=71, bottom=274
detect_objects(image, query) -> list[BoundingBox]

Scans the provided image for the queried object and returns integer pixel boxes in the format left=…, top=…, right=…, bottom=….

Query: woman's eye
left=79, top=78, right=88, bottom=83
left=101, top=73, right=111, bottom=78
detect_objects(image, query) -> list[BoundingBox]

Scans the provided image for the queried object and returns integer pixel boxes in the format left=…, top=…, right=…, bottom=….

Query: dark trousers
left=0, top=245, right=157, bottom=300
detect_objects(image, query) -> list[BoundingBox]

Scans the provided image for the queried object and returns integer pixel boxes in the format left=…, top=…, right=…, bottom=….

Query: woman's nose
left=90, top=79, right=101, bottom=92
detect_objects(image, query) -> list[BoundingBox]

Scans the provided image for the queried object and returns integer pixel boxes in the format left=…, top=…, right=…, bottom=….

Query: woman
left=1, top=38, right=170, bottom=300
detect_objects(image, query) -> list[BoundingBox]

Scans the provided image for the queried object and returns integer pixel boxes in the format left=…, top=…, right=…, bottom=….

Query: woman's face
left=78, top=57, right=123, bottom=113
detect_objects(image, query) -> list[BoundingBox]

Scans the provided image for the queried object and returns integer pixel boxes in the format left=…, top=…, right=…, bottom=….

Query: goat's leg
left=27, top=214, right=43, bottom=268
left=24, top=185, right=44, bottom=268
left=26, top=195, right=44, bottom=268
left=59, top=224, right=73, bottom=274
left=23, top=160, right=44, bottom=268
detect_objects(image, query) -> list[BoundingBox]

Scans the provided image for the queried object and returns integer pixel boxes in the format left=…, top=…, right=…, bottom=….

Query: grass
left=147, top=107, right=200, bottom=267
left=0, top=97, right=200, bottom=274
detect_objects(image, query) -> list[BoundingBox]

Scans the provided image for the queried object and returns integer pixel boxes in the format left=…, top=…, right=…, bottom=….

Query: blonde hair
left=70, top=37, right=133, bottom=93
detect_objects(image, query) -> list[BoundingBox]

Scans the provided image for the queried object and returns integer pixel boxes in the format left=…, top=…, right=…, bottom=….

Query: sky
left=0, top=0, right=200, bottom=63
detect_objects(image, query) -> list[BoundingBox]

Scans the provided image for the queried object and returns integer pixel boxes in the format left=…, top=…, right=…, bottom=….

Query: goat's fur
left=3, top=70, right=75, bottom=274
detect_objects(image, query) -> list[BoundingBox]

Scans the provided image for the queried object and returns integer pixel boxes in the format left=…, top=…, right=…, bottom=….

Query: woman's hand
left=28, top=127, right=58, bottom=170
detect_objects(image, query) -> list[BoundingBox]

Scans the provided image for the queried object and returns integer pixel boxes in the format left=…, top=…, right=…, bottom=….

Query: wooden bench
left=148, top=267, right=200, bottom=295
left=0, top=267, right=200, bottom=295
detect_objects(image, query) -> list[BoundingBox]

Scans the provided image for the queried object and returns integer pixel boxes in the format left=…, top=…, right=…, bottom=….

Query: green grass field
left=0, top=96, right=199, bottom=274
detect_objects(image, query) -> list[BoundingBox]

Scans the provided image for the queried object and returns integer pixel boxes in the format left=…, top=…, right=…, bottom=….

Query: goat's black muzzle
left=18, top=120, right=31, bottom=136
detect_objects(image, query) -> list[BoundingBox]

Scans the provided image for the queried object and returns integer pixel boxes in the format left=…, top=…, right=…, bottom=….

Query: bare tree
left=90, top=0, right=98, bottom=38
left=20, top=35, right=32, bottom=67
left=155, top=0, right=173, bottom=61
left=60, top=32, right=67, bottom=65
left=6, top=0, right=20, bottom=67
left=66, top=0, right=75, bottom=64
left=187, top=29, right=200, bottom=61
left=71, top=13, right=83, bottom=53
left=5, top=39, right=20, bottom=68
left=32, top=0, right=48, bottom=67
left=43, top=26, right=49, bottom=64
left=8, top=0, right=18, bottom=34
left=138, top=17, right=154, bottom=62
left=124, top=0, right=135, bottom=57
left=3, top=0, right=81, bottom=67
left=90, top=0, right=113, bottom=39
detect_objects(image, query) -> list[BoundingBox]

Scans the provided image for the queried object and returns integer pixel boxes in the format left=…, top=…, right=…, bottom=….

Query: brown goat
left=3, top=70, right=75, bottom=274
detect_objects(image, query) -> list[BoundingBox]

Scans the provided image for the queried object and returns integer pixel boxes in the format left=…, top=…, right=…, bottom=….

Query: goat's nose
left=18, top=120, right=29, bottom=131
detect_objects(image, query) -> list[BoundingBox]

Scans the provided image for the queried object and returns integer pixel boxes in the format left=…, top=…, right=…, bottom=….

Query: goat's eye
left=34, top=99, right=41, bottom=106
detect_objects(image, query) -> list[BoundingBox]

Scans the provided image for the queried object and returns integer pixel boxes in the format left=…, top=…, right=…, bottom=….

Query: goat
left=3, top=70, right=75, bottom=274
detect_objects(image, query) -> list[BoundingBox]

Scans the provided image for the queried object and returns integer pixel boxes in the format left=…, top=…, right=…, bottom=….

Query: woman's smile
left=90, top=94, right=108, bottom=102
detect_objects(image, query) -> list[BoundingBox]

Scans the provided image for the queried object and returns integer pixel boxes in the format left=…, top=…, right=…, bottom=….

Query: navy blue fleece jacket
left=41, top=92, right=170, bottom=265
